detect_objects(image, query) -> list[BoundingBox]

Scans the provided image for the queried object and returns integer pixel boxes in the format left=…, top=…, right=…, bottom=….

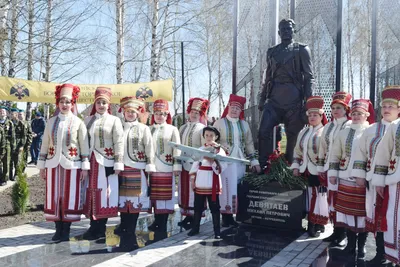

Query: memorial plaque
left=237, top=181, right=306, bottom=230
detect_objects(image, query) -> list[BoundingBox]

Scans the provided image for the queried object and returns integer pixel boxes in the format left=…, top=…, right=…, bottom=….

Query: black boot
left=188, top=211, right=201, bottom=236
left=221, top=214, right=230, bottom=227
left=97, top=218, right=107, bottom=239
left=366, top=232, right=389, bottom=266
left=342, top=230, right=356, bottom=257
left=178, top=216, right=193, bottom=227
left=118, top=213, right=139, bottom=252
left=148, top=215, right=161, bottom=232
left=229, top=214, right=239, bottom=228
left=212, top=212, right=221, bottom=239
left=51, top=221, right=63, bottom=242
left=114, top=213, right=128, bottom=236
left=335, top=227, right=347, bottom=246
left=157, top=214, right=168, bottom=232
left=357, top=232, right=368, bottom=260
left=60, top=222, right=71, bottom=242
left=323, top=226, right=338, bottom=242
left=82, top=218, right=98, bottom=240
left=307, top=222, right=320, bottom=238
left=315, top=224, right=325, bottom=233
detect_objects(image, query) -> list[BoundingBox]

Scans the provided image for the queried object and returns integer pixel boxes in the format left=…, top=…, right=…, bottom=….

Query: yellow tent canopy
left=0, top=76, right=173, bottom=103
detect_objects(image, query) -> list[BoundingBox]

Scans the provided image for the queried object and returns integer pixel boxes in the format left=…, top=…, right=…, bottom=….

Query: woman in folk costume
left=37, top=84, right=89, bottom=242
left=187, top=126, right=227, bottom=238
left=291, top=96, right=329, bottom=238
left=352, top=86, right=400, bottom=266
left=328, top=99, right=374, bottom=260
left=148, top=99, right=181, bottom=232
left=178, top=97, right=209, bottom=229
left=82, top=87, right=124, bottom=240
left=317, top=91, right=352, bottom=245
left=372, top=86, right=400, bottom=266
left=213, top=94, right=261, bottom=227
left=113, top=96, right=155, bottom=251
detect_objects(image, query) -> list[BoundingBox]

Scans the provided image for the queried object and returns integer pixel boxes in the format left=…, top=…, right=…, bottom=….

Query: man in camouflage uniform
left=9, top=108, right=27, bottom=180
left=0, top=106, right=15, bottom=186
left=18, top=109, right=32, bottom=172
left=0, top=126, right=6, bottom=181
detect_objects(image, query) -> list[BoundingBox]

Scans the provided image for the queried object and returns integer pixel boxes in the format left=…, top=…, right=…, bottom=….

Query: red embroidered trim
left=137, top=151, right=145, bottom=160
left=104, top=147, right=114, bottom=157
left=165, top=154, right=172, bottom=162
left=309, top=213, right=329, bottom=225
left=69, top=147, right=78, bottom=157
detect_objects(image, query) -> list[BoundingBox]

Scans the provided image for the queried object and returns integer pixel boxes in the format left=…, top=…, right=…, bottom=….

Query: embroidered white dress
left=37, top=112, right=90, bottom=222
left=213, top=115, right=259, bottom=214
left=84, top=112, right=124, bottom=219
left=351, top=119, right=390, bottom=233
left=291, top=123, right=329, bottom=225
left=150, top=122, right=181, bottom=214
left=372, top=118, right=400, bottom=264
left=317, top=116, right=351, bottom=220
left=178, top=121, right=205, bottom=216
left=328, top=122, right=369, bottom=232
left=119, top=120, right=155, bottom=213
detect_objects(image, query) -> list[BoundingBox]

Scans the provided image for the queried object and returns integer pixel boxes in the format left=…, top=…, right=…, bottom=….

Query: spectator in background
left=29, top=111, right=46, bottom=165
left=211, top=117, right=216, bottom=126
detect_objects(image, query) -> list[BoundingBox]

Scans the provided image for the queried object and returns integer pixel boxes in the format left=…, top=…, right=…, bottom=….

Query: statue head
left=278, top=19, right=295, bottom=42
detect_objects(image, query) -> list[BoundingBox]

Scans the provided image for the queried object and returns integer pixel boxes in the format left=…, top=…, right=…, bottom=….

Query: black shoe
left=82, top=228, right=98, bottom=240
left=10, top=176, right=16, bottom=182
left=323, top=231, right=337, bottom=242
left=342, top=231, right=356, bottom=257
left=28, top=160, right=34, bottom=164
left=212, top=212, right=221, bottom=239
left=0, top=181, right=7, bottom=186
left=357, top=232, right=368, bottom=260
left=114, top=224, right=123, bottom=236
left=315, top=224, right=325, bottom=233
left=177, top=216, right=193, bottom=227
left=117, top=233, right=139, bottom=252
left=60, top=222, right=71, bottom=242
left=307, top=222, right=320, bottom=238
left=51, top=221, right=63, bottom=242
left=187, top=228, right=199, bottom=236
left=188, top=211, right=201, bottom=237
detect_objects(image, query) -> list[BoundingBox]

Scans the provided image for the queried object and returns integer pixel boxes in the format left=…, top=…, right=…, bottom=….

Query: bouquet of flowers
left=241, top=150, right=307, bottom=189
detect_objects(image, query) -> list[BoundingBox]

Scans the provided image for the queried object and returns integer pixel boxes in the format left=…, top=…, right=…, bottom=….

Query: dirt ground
left=0, top=174, right=45, bottom=230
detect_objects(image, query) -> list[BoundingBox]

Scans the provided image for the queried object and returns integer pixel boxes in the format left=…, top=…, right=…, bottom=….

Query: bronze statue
left=258, top=19, right=314, bottom=168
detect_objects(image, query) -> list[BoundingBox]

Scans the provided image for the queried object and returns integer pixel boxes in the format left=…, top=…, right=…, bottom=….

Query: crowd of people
left=0, top=105, right=46, bottom=186
left=291, top=88, right=400, bottom=266
left=3, top=81, right=400, bottom=266
left=25, top=84, right=258, bottom=253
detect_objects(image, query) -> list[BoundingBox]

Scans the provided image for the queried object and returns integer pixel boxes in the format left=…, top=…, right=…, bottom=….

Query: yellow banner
left=0, top=76, right=173, bottom=103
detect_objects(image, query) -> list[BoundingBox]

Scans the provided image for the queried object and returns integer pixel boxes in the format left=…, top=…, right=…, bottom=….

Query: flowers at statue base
left=241, top=150, right=307, bottom=189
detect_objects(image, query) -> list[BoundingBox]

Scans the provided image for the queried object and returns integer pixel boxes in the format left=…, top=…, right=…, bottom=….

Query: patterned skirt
left=150, top=172, right=173, bottom=200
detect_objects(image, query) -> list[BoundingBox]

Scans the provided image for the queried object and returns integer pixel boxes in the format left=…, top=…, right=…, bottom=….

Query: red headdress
left=90, top=87, right=112, bottom=115
left=186, top=97, right=210, bottom=125
left=54, top=83, right=80, bottom=115
left=381, top=86, right=400, bottom=118
left=331, top=91, right=352, bottom=119
left=351, top=99, right=375, bottom=124
left=119, top=96, right=145, bottom=114
left=381, top=86, right=400, bottom=106
left=151, top=99, right=172, bottom=125
left=221, top=94, right=246, bottom=120
left=306, top=96, right=328, bottom=125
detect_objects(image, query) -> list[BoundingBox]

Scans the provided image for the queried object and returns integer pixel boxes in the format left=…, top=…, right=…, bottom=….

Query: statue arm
left=300, top=45, right=315, bottom=99
left=258, top=49, right=273, bottom=109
